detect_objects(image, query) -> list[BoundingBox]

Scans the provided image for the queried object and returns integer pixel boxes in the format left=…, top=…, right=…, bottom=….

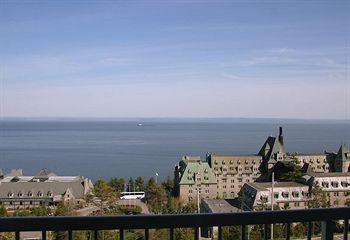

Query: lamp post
left=155, top=172, right=159, bottom=185
left=196, top=171, right=201, bottom=240
left=271, top=172, right=275, bottom=240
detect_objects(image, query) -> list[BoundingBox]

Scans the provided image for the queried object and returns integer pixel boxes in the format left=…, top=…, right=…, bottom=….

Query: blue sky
left=1, top=0, right=349, bottom=119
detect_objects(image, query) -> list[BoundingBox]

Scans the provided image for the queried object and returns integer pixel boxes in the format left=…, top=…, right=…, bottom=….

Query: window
left=341, top=181, right=349, bottom=187
left=8, top=192, right=14, bottom=198
left=274, top=193, right=279, bottom=199
left=231, top=179, right=234, bottom=183
left=282, top=192, right=289, bottom=198
left=28, top=192, right=33, bottom=197
left=18, top=192, right=23, bottom=197
left=331, top=181, right=339, bottom=188
left=294, top=202, right=300, bottom=207
left=38, top=192, right=43, bottom=197
left=292, top=191, right=299, bottom=198
left=260, top=195, right=268, bottom=202
left=322, top=182, right=329, bottom=188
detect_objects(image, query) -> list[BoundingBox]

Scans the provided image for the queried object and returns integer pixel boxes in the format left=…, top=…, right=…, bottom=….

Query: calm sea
left=0, top=119, right=349, bottom=181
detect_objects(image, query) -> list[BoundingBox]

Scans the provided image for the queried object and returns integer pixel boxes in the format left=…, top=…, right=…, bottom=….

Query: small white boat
left=137, top=123, right=143, bottom=126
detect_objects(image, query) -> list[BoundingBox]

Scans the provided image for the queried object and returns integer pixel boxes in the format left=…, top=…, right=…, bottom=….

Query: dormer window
left=8, top=192, right=14, bottom=198
left=28, top=192, right=33, bottom=197
left=230, top=160, right=234, bottom=164
left=47, top=191, right=53, bottom=197
left=341, top=181, right=349, bottom=188
left=260, top=195, right=268, bottom=202
left=18, top=192, right=23, bottom=197
left=214, top=160, right=218, bottom=165
left=282, top=192, right=289, bottom=198
left=302, top=191, right=308, bottom=197
left=331, top=181, right=339, bottom=188
left=322, top=182, right=329, bottom=188
left=292, top=191, right=300, bottom=198
left=222, top=160, right=225, bottom=165
left=38, top=192, right=43, bottom=197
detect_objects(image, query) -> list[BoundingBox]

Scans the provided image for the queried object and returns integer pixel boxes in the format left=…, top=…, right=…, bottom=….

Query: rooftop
left=247, top=181, right=307, bottom=191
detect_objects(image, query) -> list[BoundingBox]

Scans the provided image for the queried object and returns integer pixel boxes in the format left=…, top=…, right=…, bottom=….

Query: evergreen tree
left=108, top=177, right=126, bottom=193
left=135, top=176, right=145, bottom=191
left=308, top=183, right=330, bottom=208
left=0, top=205, right=7, bottom=217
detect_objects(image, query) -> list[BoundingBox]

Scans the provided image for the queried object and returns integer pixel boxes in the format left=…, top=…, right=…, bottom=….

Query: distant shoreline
left=1, top=117, right=349, bottom=124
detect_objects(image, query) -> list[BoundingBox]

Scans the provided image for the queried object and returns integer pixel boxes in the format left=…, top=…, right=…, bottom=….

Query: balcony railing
left=0, top=207, right=349, bottom=240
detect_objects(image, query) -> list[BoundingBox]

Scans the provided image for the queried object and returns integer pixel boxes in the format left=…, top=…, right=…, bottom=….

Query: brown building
left=294, top=154, right=329, bottom=173
left=207, top=154, right=262, bottom=198
left=174, top=156, right=217, bottom=203
left=326, top=144, right=350, bottom=173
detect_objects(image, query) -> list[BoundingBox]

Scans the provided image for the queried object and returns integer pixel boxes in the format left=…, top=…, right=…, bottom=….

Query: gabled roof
left=258, top=136, right=285, bottom=163
left=178, top=159, right=216, bottom=185
left=336, top=144, right=350, bottom=162
left=35, top=169, right=56, bottom=178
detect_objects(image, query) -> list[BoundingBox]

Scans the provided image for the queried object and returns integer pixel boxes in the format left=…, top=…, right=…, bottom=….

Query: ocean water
left=0, top=119, right=349, bottom=181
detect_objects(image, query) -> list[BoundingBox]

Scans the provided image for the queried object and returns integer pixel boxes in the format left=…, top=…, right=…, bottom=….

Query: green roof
left=178, top=159, right=216, bottom=185
left=336, top=143, right=349, bottom=162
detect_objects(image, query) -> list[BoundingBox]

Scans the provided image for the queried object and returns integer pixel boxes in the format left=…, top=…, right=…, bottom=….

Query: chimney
left=278, top=127, right=284, bottom=145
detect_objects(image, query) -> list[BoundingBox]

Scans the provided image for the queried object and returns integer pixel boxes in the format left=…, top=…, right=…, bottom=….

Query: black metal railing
left=0, top=207, right=349, bottom=240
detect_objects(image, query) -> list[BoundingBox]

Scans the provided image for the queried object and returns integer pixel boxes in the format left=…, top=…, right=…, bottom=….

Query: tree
left=161, top=177, right=175, bottom=197
left=108, top=177, right=126, bottom=193
left=135, top=176, right=145, bottom=191
left=127, top=177, right=135, bottom=192
left=165, top=197, right=183, bottom=214
left=279, top=157, right=303, bottom=181
left=345, top=198, right=350, bottom=207
left=30, top=206, right=51, bottom=216
left=308, top=183, right=330, bottom=208
left=181, top=201, right=197, bottom=213
left=222, top=226, right=241, bottom=240
left=53, top=201, right=77, bottom=240
left=0, top=205, right=7, bottom=217
left=94, top=179, right=118, bottom=210
left=145, top=177, right=167, bottom=213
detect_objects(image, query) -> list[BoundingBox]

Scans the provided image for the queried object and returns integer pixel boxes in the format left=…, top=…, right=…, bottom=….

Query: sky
left=0, top=0, right=349, bottom=119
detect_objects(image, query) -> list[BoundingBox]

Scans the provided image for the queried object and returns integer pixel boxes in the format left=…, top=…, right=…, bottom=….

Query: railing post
left=321, top=221, right=334, bottom=240
left=169, top=228, right=174, bottom=240
left=94, top=230, right=98, bottom=240
left=285, top=223, right=290, bottom=240
left=218, top=226, right=222, bottom=240
left=42, top=231, right=47, bottom=240
left=194, top=227, right=199, bottom=240
left=119, top=229, right=124, bottom=240
left=264, top=223, right=269, bottom=240
left=241, top=225, right=246, bottom=240
left=344, top=219, right=349, bottom=240
left=307, top=221, right=313, bottom=240
left=145, top=228, right=149, bottom=240
left=15, top=231, right=20, bottom=240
